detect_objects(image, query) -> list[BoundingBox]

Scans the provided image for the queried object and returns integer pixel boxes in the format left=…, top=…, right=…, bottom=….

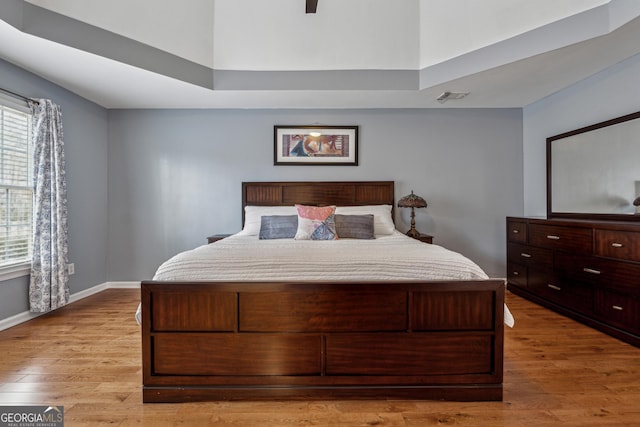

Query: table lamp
left=397, top=190, right=428, bottom=238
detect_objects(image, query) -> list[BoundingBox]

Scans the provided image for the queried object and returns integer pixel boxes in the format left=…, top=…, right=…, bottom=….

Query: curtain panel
left=29, top=99, right=69, bottom=313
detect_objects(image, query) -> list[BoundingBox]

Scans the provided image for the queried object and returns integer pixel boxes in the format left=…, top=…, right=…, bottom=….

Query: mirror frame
left=547, top=110, right=640, bottom=221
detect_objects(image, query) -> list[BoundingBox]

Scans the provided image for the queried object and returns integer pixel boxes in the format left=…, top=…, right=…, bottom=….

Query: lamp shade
left=397, top=191, right=427, bottom=209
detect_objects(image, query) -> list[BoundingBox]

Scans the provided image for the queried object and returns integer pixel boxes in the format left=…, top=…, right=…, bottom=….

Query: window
left=0, top=96, right=33, bottom=274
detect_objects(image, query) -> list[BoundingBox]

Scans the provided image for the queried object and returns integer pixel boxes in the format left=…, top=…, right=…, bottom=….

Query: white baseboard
left=0, top=281, right=141, bottom=332
left=0, top=310, right=44, bottom=331
left=104, top=281, right=141, bottom=289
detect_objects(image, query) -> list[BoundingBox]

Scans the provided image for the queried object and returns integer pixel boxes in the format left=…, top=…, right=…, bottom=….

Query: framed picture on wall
left=274, top=125, right=358, bottom=165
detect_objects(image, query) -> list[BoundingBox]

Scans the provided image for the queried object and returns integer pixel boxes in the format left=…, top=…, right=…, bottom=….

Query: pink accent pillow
left=294, top=204, right=336, bottom=240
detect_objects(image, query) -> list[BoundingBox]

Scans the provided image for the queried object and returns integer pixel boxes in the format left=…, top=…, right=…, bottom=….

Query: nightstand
left=413, top=233, right=433, bottom=244
left=206, top=234, right=231, bottom=244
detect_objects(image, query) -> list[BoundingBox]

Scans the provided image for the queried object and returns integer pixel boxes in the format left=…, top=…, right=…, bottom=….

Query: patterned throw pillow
left=311, top=215, right=337, bottom=240
left=294, top=204, right=337, bottom=240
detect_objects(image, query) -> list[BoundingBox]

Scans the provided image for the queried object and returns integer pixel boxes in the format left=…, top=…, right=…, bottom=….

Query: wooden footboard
left=141, top=280, right=505, bottom=402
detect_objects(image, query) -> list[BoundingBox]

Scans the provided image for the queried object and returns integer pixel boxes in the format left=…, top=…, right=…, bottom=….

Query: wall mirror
left=547, top=110, right=640, bottom=221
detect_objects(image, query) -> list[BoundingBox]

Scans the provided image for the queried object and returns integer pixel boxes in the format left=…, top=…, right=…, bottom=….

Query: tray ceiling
left=1, top=0, right=639, bottom=108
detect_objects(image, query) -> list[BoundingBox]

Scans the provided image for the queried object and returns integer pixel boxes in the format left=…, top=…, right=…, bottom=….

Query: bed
left=141, top=181, right=507, bottom=403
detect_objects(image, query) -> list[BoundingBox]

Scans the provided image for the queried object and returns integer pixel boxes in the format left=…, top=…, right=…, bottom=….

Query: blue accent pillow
left=259, top=215, right=298, bottom=239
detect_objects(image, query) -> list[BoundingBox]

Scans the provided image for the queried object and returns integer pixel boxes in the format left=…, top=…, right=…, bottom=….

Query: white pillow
left=334, top=205, right=395, bottom=236
left=239, top=205, right=298, bottom=236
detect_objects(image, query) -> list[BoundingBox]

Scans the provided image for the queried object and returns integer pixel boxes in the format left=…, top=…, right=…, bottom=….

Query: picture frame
left=274, top=125, right=358, bottom=166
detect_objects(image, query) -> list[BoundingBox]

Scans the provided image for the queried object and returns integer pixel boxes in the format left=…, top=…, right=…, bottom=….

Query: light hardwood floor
left=0, top=289, right=638, bottom=426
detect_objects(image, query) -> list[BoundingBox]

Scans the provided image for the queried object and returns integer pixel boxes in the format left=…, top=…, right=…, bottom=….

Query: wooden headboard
left=241, top=181, right=395, bottom=225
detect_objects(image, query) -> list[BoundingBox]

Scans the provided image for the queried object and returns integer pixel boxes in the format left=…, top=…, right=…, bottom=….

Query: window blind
left=0, top=101, right=33, bottom=268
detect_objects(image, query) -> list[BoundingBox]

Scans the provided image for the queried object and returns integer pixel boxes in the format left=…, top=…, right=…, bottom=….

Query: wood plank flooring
left=0, top=289, right=638, bottom=426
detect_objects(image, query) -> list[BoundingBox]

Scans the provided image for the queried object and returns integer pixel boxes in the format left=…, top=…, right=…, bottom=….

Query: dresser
left=506, top=217, right=640, bottom=347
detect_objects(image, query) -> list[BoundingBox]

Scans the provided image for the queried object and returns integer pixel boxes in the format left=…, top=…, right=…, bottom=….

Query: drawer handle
left=512, top=229, right=520, bottom=234
left=546, top=235, right=560, bottom=240
left=513, top=271, right=519, bottom=276
left=612, top=305, right=623, bottom=311
left=520, top=253, right=532, bottom=258
left=611, top=243, right=623, bottom=248
left=583, top=268, right=601, bottom=275
left=547, top=284, right=561, bottom=291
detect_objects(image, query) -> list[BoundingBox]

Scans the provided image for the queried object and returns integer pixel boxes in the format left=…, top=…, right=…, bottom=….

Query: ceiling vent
left=437, top=91, right=469, bottom=103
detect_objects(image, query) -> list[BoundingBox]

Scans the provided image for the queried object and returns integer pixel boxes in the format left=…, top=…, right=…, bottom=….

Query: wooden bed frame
left=141, top=181, right=505, bottom=402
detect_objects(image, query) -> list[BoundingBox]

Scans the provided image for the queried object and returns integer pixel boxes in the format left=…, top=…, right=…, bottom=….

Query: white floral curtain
left=29, top=99, right=70, bottom=313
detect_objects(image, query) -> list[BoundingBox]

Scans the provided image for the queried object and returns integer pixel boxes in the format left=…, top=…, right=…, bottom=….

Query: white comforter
left=144, top=231, right=514, bottom=327
left=154, top=231, right=488, bottom=281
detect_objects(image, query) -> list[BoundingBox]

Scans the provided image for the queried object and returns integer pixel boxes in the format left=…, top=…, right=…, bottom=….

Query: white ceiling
left=1, top=0, right=640, bottom=109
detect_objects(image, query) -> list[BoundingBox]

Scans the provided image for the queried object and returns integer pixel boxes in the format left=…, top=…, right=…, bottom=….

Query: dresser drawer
left=555, top=253, right=640, bottom=294
left=527, top=268, right=562, bottom=303
left=595, top=229, right=640, bottom=262
left=506, top=262, right=527, bottom=288
left=529, top=223, right=592, bottom=252
left=529, top=272, right=592, bottom=314
left=507, top=219, right=527, bottom=243
left=507, top=243, right=553, bottom=269
left=594, top=289, right=640, bottom=335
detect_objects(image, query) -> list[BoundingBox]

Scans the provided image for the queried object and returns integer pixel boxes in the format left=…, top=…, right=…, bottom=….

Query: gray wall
left=523, top=52, right=640, bottom=217
left=108, top=108, right=523, bottom=280
left=0, top=58, right=109, bottom=319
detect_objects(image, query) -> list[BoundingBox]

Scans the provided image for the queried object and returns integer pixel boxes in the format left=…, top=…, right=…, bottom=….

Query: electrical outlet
left=68, top=263, right=75, bottom=275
